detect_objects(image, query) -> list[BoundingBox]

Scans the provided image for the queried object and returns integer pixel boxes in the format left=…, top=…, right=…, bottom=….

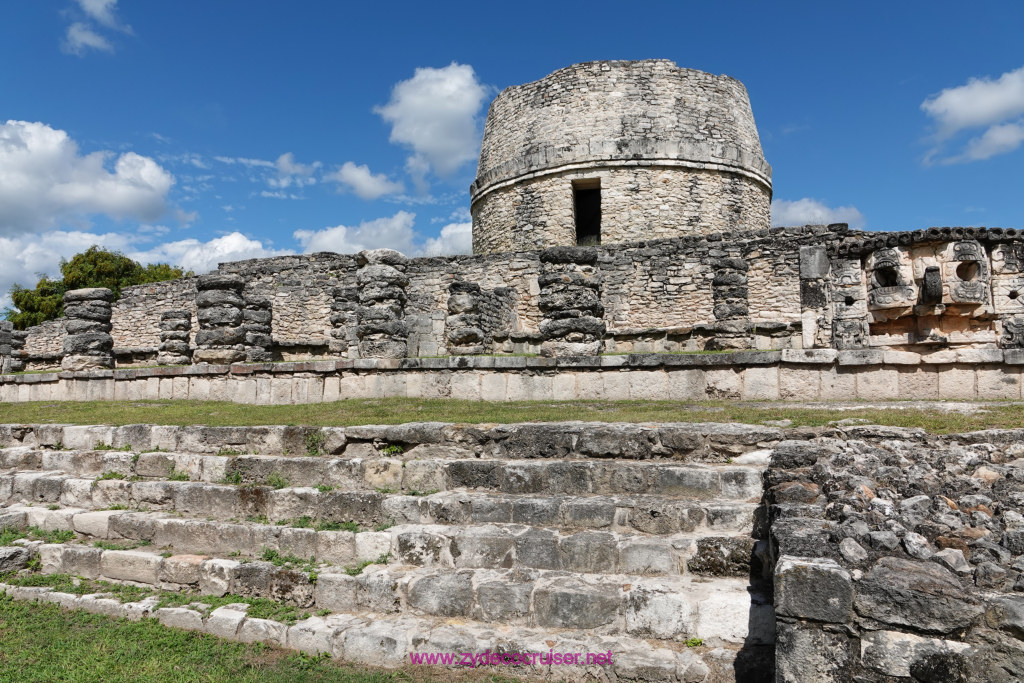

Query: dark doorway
left=573, top=179, right=601, bottom=246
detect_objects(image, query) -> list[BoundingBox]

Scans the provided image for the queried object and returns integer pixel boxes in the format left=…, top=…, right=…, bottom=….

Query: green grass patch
left=0, top=590, right=493, bottom=682
left=0, top=397, right=1021, bottom=433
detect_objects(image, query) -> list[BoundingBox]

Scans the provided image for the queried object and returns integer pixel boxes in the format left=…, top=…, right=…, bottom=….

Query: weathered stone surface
left=854, top=557, right=983, bottom=633
left=775, top=556, right=852, bottom=623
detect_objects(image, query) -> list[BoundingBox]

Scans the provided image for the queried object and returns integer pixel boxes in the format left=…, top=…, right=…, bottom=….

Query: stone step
left=0, top=581, right=759, bottom=682
left=0, top=455, right=764, bottom=501
left=0, top=421, right=784, bottom=462
left=28, top=541, right=774, bottom=646
left=1, top=473, right=760, bottom=537
left=3, top=506, right=759, bottom=578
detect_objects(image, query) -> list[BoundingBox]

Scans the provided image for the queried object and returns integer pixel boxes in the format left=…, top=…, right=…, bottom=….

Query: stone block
left=856, top=367, right=899, bottom=399
left=859, top=630, right=972, bottom=678
left=407, top=572, right=474, bottom=617
left=100, top=550, right=161, bottom=584
left=205, top=605, right=248, bottom=638
left=533, top=583, right=620, bottom=629
left=776, top=622, right=853, bottom=683
left=741, top=365, right=779, bottom=399
left=977, top=366, right=1021, bottom=399
left=625, top=585, right=696, bottom=638
left=159, top=554, right=204, bottom=586
left=774, top=556, right=852, bottom=623
left=781, top=348, right=837, bottom=364
left=937, top=365, right=977, bottom=399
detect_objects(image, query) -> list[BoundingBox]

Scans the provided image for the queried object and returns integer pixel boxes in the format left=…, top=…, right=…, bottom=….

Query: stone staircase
left=0, top=423, right=777, bottom=681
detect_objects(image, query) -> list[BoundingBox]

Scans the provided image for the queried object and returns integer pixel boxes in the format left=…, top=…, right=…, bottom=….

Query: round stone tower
left=470, top=60, right=772, bottom=254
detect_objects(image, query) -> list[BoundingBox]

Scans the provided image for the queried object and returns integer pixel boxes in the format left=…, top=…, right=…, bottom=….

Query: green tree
left=4, top=246, right=191, bottom=330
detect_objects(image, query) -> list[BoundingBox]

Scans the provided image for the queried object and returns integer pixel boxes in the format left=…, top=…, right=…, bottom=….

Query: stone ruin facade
left=4, top=60, right=1024, bottom=683
left=5, top=60, right=1021, bottom=377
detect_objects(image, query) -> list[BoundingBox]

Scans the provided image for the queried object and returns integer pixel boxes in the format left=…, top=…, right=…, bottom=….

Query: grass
left=0, top=397, right=1022, bottom=433
left=0, top=526, right=76, bottom=546
left=0, top=590, right=506, bottom=682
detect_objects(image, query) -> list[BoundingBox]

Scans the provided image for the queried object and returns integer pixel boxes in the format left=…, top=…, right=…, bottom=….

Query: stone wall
left=471, top=167, right=771, bottom=254
left=768, top=429, right=1024, bottom=681
left=471, top=60, right=772, bottom=253
left=111, top=278, right=198, bottom=353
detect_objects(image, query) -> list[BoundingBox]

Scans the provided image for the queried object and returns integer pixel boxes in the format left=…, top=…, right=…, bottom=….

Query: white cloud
left=76, top=0, right=129, bottom=31
left=328, top=162, right=404, bottom=200
left=62, top=1, right=131, bottom=56
left=62, top=22, right=113, bottom=55
left=375, top=63, right=489, bottom=187
left=922, top=66, right=1024, bottom=138
left=952, top=121, right=1024, bottom=162
left=294, top=211, right=418, bottom=255
left=0, top=120, right=175, bottom=234
left=421, top=222, right=472, bottom=256
left=269, top=152, right=320, bottom=189
left=0, top=228, right=293, bottom=309
left=128, top=232, right=293, bottom=274
left=293, top=211, right=473, bottom=257
left=214, top=156, right=275, bottom=168
left=0, top=229, right=138, bottom=308
left=922, top=65, right=1024, bottom=164
left=771, top=198, right=865, bottom=230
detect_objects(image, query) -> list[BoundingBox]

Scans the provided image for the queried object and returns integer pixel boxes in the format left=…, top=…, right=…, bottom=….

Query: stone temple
left=471, top=60, right=772, bottom=253
left=3, top=60, right=1024, bottom=683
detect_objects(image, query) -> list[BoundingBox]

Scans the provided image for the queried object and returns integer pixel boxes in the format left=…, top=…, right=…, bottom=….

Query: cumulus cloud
left=128, top=232, right=293, bottom=274
left=0, top=228, right=292, bottom=309
left=327, top=162, right=404, bottom=200
left=375, top=63, right=489, bottom=189
left=771, top=198, right=865, bottom=230
left=0, top=229, right=138, bottom=308
left=0, top=120, right=175, bottom=233
left=294, top=211, right=418, bottom=254
left=271, top=152, right=320, bottom=188
left=922, top=65, right=1024, bottom=164
left=293, top=211, right=472, bottom=257
left=421, top=222, right=472, bottom=256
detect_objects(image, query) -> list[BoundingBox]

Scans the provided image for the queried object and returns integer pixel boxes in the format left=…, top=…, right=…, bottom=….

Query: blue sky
left=2, top=1, right=1023, bottom=306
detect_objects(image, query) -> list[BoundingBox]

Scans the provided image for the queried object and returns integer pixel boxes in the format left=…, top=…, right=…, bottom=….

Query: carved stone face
left=944, top=241, right=990, bottom=305
left=866, top=248, right=916, bottom=315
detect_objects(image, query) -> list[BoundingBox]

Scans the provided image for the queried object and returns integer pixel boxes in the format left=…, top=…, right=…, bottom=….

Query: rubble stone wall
left=767, top=429, right=1024, bottom=682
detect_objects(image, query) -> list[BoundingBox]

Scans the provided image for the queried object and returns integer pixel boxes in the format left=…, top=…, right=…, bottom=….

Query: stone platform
left=1, top=348, right=1023, bottom=405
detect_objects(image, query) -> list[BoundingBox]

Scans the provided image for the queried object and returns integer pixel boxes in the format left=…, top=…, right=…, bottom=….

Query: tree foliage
left=4, top=246, right=191, bottom=330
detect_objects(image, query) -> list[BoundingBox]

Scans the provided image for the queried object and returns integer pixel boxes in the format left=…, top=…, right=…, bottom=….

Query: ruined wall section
left=218, top=253, right=358, bottom=351
left=111, top=277, right=198, bottom=352
left=471, top=60, right=772, bottom=253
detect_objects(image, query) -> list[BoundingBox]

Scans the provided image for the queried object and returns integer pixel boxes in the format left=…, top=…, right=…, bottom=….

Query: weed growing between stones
left=304, top=430, right=327, bottom=457
left=265, top=472, right=289, bottom=489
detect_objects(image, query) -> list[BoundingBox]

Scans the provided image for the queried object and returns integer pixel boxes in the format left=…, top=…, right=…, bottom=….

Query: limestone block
left=741, top=366, right=779, bottom=400
left=897, top=366, right=939, bottom=399
left=100, top=550, right=161, bottom=584
left=625, top=585, right=697, bottom=639
left=154, top=607, right=205, bottom=632
left=937, top=365, right=977, bottom=399
left=205, top=605, right=248, bottom=638
left=774, top=556, right=852, bottom=623
left=977, top=366, right=1021, bottom=399
left=856, top=367, right=899, bottom=400
left=859, top=630, right=972, bottom=678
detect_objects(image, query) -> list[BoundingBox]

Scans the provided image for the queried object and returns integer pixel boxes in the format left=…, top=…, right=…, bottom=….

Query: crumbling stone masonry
left=242, top=295, right=273, bottom=363
left=538, top=246, right=606, bottom=356
left=157, top=310, right=191, bottom=365
left=193, top=274, right=246, bottom=364
left=356, top=249, right=409, bottom=359
left=61, top=288, right=114, bottom=371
